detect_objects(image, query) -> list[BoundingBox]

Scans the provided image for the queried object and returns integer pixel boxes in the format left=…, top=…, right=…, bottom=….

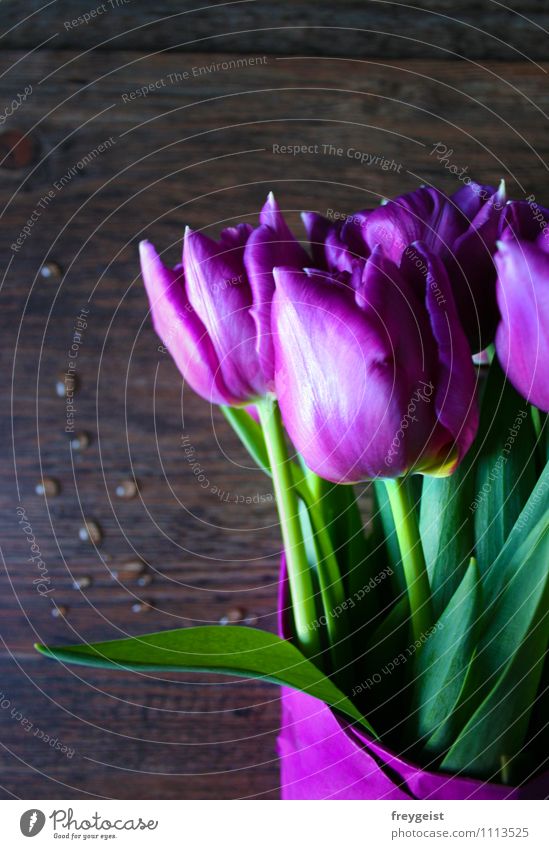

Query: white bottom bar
left=3, top=799, right=548, bottom=848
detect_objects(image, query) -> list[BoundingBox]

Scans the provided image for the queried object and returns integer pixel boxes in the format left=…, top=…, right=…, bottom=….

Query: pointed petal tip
left=259, top=191, right=280, bottom=219
left=139, top=239, right=161, bottom=269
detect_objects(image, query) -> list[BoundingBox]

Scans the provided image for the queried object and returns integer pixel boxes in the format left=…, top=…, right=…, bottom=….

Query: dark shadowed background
left=1, top=0, right=549, bottom=799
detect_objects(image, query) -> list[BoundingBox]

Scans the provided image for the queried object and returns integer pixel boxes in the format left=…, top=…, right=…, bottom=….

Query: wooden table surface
left=1, top=2, right=549, bottom=800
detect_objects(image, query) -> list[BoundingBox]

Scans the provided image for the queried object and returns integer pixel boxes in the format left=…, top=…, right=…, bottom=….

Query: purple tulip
left=302, top=209, right=370, bottom=273
left=140, top=193, right=308, bottom=406
left=494, top=200, right=549, bottom=411
left=272, top=244, right=478, bottom=482
left=303, top=183, right=506, bottom=352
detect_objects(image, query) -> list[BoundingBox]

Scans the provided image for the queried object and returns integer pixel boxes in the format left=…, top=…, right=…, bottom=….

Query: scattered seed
left=137, top=573, right=152, bottom=587
left=115, top=478, right=138, bottom=499
left=131, top=600, right=153, bottom=614
left=78, top=519, right=102, bottom=545
left=40, top=261, right=62, bottom=279
left=220, top=606, right=246, bottom=625
left=35, top=477, right=60, bottom=497
left=72, top=576, right=92, bottom=590
left=70, top=431, right=91, bottom=451
left=111, top=559, right=145, bottom=580
left=51, top=605, right=68, bottom=618
left=55, top=371, right=78, bottom=398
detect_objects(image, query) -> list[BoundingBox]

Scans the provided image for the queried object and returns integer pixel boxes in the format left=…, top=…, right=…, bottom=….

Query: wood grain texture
left=1, top=1, right=549, bottom=60
left=1, top=47, right=549, bottom=798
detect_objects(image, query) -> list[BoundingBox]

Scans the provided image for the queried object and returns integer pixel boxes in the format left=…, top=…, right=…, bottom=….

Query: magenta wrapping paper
left=277, top=564, right=549, bottom=800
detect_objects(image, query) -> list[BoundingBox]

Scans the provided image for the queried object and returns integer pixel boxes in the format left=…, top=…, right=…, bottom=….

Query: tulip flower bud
left=494, top=200, right=549, bottom=411
left=140, top=194, right=308, bottom=406
left=272, top=243, right=478, bottom=482
left=303, top=183, right=506, bottom=353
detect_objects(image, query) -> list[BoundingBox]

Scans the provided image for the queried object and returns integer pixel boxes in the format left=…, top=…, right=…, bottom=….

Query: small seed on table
left=111, top=560, right=145, bottom=580
left=137, top=573, right=152, bottom=587
left=220, top=606, right=246, bottom=625
left=35, top=477, right=60, bottom=497
left=40, top=261, right=62, bottom=279
left=56, top=372, right=78, bottom=398
left=115, top=479, right=138, bottom=499
left=131, top=600, right=153, bottom=614
left=72, top=576, right=92, bottom=590
left=78, top=520, right=102, bottom=545
left=70, top=431, right=91, bottom=451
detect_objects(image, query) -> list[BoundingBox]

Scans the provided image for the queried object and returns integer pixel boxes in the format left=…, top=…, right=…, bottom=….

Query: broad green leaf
left=36, top=625, right=375, bottom=735
left=483, top=458, right=549, bottom=604
left=359, top=595, right=411, bottom=736
left=221, top=406, right=271, bottom=475
left=423, top=649, right=478, bottom=759
left=362, top=595, right=410, bottom=686
left=476, top=520, right=549, bottom=679
left=420, top=471, right=474, bottom=617
left=446, top=515, right=549, bottom=741
left=473, top=360, right=537, bottom=576
left=412, top=559, right=480, bottom=752
left=441, top=587, right=549, bottom=779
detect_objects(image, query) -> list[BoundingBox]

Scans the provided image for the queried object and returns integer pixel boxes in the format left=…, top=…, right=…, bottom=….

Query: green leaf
left=373, top=479, right=406, bottom=598
left=221, top=406, right=271, bottom=475
left=441, top=586, right=549, bottom=779
left=362, top=595, right=410, bottom=687
left=420, top=470, right=474, bottom=617
left=35, top=625, right=375, bottom=735
left=483, top=458, right=549, bottom=604
left=474, top=519, right=549, bottom=685
left=413, top=559, right=481, bottom=754
left=472, top=360, right=537, bottom=576
left=441, top=514, right=549, bottom=766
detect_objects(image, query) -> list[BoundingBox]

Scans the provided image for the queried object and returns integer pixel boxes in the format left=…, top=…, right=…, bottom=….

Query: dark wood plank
left=1, top=50, right=549, bottom=798
left=1, top=1, right=549, bottom=60
left=0, top=657, right=280, bottom=799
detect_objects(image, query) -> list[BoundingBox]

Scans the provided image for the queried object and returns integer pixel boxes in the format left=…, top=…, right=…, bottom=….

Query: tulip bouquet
left=38, top=186, right=549, bottom=799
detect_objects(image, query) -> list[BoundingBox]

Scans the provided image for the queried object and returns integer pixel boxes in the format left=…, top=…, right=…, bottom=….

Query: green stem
left=301, top=488, right=350, bottom=677
left=531, top=405, right=542, bottom=440
left=258, top=398, right=320, bottom=658
left=383, top=476, right=433, bottom=642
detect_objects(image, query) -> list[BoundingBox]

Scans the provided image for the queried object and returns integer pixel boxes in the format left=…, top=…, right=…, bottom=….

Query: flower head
left=272, top=243, right=478, bottom=482
left=494, top=200, right=549, bottom=411
left=140, top=194, right=308, bottom=405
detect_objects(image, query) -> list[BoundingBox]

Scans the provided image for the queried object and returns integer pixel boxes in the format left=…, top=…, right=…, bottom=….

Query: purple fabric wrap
left=276, top=565, right=549, bottom=800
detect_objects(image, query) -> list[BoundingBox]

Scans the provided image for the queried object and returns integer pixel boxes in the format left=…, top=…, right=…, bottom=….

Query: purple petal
left=448, top=183, right=506, bottom=351
left=365, top=187, right=463, bottom=263
left=244, top=193, right=309, bottom=381
left=301, top=211, right=332, bottom=268
left=495, top=239, right=549, bottom=411
left=401, top=243, right=479, bottom=469
left=272, top=262, right=449, bottom=481
left=500, top=200, right=549, bottom=243
left=183, top=227, right=265, bottom=400
left=139, top=241, right=235, bottom=405
left=451, top=182, right=499, bottom=220
left=219, top=222, right=254, bottom=254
